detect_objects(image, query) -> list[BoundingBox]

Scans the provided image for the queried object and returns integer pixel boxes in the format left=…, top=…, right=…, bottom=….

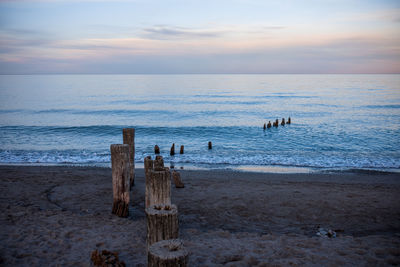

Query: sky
left=0, top=0, right=399, bottom=74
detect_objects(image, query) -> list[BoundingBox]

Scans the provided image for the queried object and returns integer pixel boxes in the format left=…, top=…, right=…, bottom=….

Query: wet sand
left=0, top=166, right=399, bottom=266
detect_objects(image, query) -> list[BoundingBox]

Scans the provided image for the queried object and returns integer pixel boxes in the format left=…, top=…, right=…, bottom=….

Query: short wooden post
left=122, top=128, right=135, bottom=188
left=288, top=117, right=291, bottom=124
left=154, top=145, right=160, bottom=154
left=267, top=121, right=272, bottom=128
left=263, top=123, right=266, bottom=130
left=146, top=204, right=178, bottom=247
left=154, top=155, right=164, bottom=171
left=110, top=144, right=130, bottom=218
left=172, top=170, right=184, bottom=188
left=145, top=169, right=171, bottom=208
left=208, top=141, right=212, bottom=149
left=170, top=143, right=175, bottom=156
left=144, top=156, right=153, bottom=179
left=91, top=250, right=126, bottom=266
left=148, top=239, right=188, bottom=267
left=281, top=118, right=285, bottom=126
left=180, top=145, right=184, bottom=154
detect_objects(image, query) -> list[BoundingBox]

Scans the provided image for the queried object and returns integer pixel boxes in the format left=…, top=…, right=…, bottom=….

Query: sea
left=0, top=74, right=399, bottom=173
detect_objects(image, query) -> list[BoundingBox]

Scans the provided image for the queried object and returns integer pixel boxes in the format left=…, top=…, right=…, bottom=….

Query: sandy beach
left=0, top=165, right=399, bottom=266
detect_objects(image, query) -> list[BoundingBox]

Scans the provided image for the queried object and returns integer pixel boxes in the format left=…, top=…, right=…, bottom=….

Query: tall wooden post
left=208, top=141, right=212, bottom=149
left=146, top=204, right=178, bottom=247
left=110, top=144, right=130, bottom=218
left=180, top=145, right=184, bottom=154
left=145, top=169, right=171, bottom=208
left=148, top=239, right=188, bottom=267
left=154, top=145, right=160, bottom=154
left=122, top=128, right=135, bottom=189
left=170, top=143, right=175, bottom=156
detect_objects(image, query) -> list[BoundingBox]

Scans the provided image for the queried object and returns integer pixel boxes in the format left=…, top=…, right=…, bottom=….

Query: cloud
left=1, top=28, right=43, bottom=35
left=141, top=25, right=225, bottom=40
left=0, top=28, right=57, bottom=59
left=338, top=8, right=400, bottom=23
left=139, top=24, right=286, bottom=40
left=262, top=26, right=286, bottom=30
left=0, top=21, right=398, bottom=74
left=2, top=33, right=398, bottom=74
left=0, top=0, right=139, bottom=2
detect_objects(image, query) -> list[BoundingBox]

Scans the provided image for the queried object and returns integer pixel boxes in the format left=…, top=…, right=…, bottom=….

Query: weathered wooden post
left=170, top=143, right=175, bottom=156
left=145, top=168, right=171, bottom=208
left=208, top=141, right=212, bottom=149
left=273, top=119, right=279, bottom=127
left=154, top=155, right=164, bottom=170
left=110, top=144, right=130, bottom=218
left=263, top=123, right=266, bottom=130
left=281, top=118, right=285, bottom=126
left=180, top=145, right=184, bottom=154
left=287, top=117, right=291, bottom=124
left=146, top=204, right=178, bottom=247
left=91, top=250, right=126, bottom=266
left=172, top=170, right=184, bottom=188
left=267, top=121, right=272, bottom=128
left=144, top=156, right=153, bottom=179
left=154, top=145, right=160, bottom=154
left=148, top=239, right=188, bottom=267
left=122, top=128, right=135, bottom=188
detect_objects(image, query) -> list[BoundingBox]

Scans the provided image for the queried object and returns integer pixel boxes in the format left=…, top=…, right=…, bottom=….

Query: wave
left=1, top=149, right=399, bottom=170
left=0, top=108, right=178, bottom=116
left=0, top=109, right=27, bottom=114
left=35, top=109, right=177, bottom=116
left=363, top=104, right=400, bottom=109
left=193, top=94, right=318, bottom=99
left=0, top=125, right=122, bottom=136
left=0, top=150, right=110, bottom=164
left=0, top=108, right=276, bottom=117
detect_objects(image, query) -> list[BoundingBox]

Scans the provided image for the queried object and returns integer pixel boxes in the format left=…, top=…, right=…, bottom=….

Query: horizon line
left=1, top=73, right=399, bottom=75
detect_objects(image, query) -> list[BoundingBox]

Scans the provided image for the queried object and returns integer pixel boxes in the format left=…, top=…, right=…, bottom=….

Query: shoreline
left=0, top=165, right=399, bottom=266
left=0, top=162, right=398, bottom=175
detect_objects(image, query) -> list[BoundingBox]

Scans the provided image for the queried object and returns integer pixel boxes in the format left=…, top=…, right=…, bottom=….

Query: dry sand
left=0, top=166, right=399, bottom=266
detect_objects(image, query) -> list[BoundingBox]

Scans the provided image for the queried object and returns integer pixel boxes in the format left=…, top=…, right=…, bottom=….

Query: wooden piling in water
left=281, top=118, right=285, bottom=126
left=110, top=144, right=130, bottom=218
left=154, top=145, right=160, bottom=154
left=208, top=141, right=212, bottom=149
left=122, top=128, right=135, bottom=188
left=170, top=143, right=175, bottom=156
left=180, top=145, right=184, bottom=154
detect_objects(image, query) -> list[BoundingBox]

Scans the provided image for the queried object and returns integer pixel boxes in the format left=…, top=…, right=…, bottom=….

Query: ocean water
left=0, top=74, right=399, bottom=172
